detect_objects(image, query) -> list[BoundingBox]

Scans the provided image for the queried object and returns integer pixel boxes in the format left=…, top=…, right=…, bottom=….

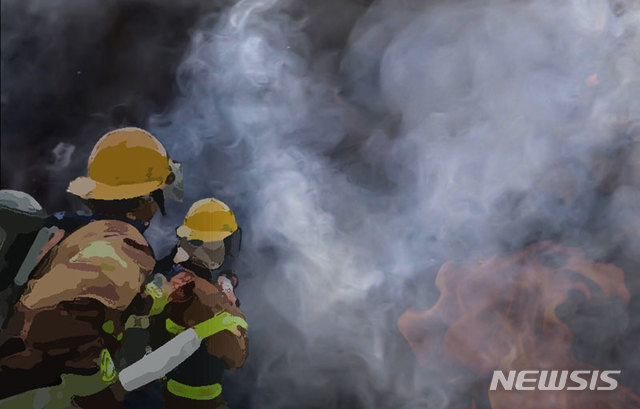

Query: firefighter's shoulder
left=21, top=219, right=155, bottom=311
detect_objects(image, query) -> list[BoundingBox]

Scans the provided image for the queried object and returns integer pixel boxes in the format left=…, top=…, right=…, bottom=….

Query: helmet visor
left=178, top=236, right=225, bottom=271
left=163, top=160, right=184, bottom=202
left=223, top=227, right=242, bottom=258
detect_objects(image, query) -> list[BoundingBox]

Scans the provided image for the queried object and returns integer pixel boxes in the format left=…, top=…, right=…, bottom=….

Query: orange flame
left=398, top=242, right=639, bottom=409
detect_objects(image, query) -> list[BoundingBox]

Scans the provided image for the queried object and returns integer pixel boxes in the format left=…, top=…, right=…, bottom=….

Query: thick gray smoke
left=144, top=0, right=640, bottom=407
left=2, top=0, right=639, bottom=407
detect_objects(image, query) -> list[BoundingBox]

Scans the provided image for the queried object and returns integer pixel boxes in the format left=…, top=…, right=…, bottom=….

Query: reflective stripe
left=102, top=320, right=115, bottom=334
left=193, top=311, right=248, bottom=339
left=125, top=314, right=150, bottom=330
left=166, top=379, right=222, bottom=401
left=145, top=282, right=172, bottom=316
left=99, top=349, right=117, bottom=383
left=102, top=320, right=124, bottom=342
left=166, top=313, right=248, bottom=338
left=166, top=317, right=186, bottom=334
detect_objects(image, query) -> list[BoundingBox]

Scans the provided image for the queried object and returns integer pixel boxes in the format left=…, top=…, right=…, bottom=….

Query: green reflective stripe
left=102, top=320, right=124, bottom=342
left=102, top=320, right=115, bottom=334
left=193, top=311, right=248, bottom=339
left=70, top=241, right=128, bottom=269
left=166, top=379, right=222, bottom=401
left=165, top=318, right=186, bottom=335
left=145, top=282, right=172, bottom=316
left=166, top=313, right=248, bottom=338
left=99, top=349, right=117, bottom=383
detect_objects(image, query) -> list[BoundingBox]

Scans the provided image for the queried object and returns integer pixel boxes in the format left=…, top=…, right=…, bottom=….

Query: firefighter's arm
left=117, top=311, right=246, bottom=391
left=129, top=270, right=192, bottom=327
left=196, top=312, right=249, bottom=369
left=141, top=274, right=174, bottom=316
left=206, top=326, right=249, bottom=369
left=190, top=276, right=249, bottom=369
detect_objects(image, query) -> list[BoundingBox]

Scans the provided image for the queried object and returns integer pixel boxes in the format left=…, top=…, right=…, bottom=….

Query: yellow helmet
left=67, top=127, right=173, bottom=200
left=176, top=198, right=238, bottom=242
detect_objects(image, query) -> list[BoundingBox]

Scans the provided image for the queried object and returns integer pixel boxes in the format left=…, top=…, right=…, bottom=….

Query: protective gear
left=165, top=311, right=247, bottom=338
left=163, top=160, right=184, bottom=202
left=176, top=198, right=238, bottom=242
left=144, top=274, right=173, bottom=317
left=166, top=379, right=222, bottom=401
left=0, top=310, right=243, bottom=407
left=116, top=198, right=247, bottom=407
left=12, top=226, right=56, bottom=287
left=141, top=265, right=248, bottom=402
left=178, top=237, right=226, bottom=271
left=161, top=269, right=248, bottom=368
left=174, top=229, right=241, bottom=272
left=223, top=227, right=242, bottom=258
left=100, top=349, right=118, bottom=383
left=175, top=198, right=242, bottom=271
left=151, top=189, right=167, bottom=216
left=20, top=220, right=154, bottom=311
left=0, top=190, right=52, bottom=329
left=193, top=311, right=247, bottom=339
left=0, top=219, right=155, bottom=399
left=0, top=190, right=47, bottom=278
left=67, top=127, right=183, bottom=201
left=0, top=361, right=118, bottom=409
left=118, top=312, right=246, bottom=392
left=0, top=190, right=46, bottom=219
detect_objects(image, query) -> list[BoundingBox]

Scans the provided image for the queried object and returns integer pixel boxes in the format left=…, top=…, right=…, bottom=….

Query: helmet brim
left=176, top=224, right=234, bottom=242
left=67, top=176, right=166, bottom=200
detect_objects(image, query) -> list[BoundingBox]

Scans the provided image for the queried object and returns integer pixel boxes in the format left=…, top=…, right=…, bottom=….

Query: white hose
left=118, top=328, right=202, bottom=391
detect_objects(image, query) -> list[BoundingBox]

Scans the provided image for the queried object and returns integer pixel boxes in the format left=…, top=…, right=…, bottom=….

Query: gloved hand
left=144, top=274, right=173, bottom=316
left=193, top=311, right=248, bottom=338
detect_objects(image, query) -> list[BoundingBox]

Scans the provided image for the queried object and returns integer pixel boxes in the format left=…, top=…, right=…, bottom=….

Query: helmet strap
left=151, top=189, right=166, bottom=216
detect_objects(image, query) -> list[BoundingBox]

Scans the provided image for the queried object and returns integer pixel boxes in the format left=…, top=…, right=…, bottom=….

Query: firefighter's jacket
left=150, top=263, right=248, bottom=389
left=0, top=219, right=155, bottom=399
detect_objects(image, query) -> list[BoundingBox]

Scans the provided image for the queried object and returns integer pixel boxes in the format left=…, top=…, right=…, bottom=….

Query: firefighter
left=133, top=197, right=248, bottom=409
left=0, top=190, right=48, bottom=329
left=0, top=127, right=183, bottom=407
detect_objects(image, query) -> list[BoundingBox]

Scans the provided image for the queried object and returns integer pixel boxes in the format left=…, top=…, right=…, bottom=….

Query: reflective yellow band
left=145, top=282, right=172, bottom=316
left=99, top=349, right=117, bottom=383
left=166, top=379, right=222, bottom=401
left=166, top=313, right=248, bottom=338
left=193, top=311, right=248, bottom=339
left=165, top=318, right=186, bottom=335
left=102, top=320, right=124, bottom=342
left=102, top=320, right=115, bottom=334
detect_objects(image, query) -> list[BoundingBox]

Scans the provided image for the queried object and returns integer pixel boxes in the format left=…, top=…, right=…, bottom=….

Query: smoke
left=143, top=0, right=640, bottom=407
left=2, top=0, right=640, bottom=407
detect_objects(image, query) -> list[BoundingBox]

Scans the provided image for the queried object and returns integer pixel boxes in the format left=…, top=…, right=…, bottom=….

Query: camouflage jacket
left=0, top=219, right=154, bottom=399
